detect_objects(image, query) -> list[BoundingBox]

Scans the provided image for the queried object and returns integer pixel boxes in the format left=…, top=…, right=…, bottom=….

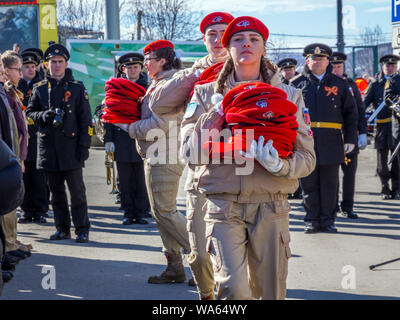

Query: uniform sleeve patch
left=348, top=86, right=354, bottom=97
left=84, top=89, right=89, bottom=100
left=88, top=126, right=93, bottom=136
left=303, top=107, right=311, bottom=126
left=184, top=102, right=197, bottom=119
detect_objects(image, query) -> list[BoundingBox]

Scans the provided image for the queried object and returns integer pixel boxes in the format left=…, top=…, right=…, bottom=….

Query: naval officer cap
left=44, top=44, right=70, bottom=61
left=379, top=54, right=400, bottom=65
left=303, top=43, right=332, bottom=58
left=21, top=51, right=40, bottom=66
left=330, top=52, right=347, bottom=64
left=277, top=58, right=297, bottom=69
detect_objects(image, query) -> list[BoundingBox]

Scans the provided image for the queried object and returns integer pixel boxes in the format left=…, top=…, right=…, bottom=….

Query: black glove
left=79, top=146, right=90, bottom=162
left=41, top=110, right=56, bottom=125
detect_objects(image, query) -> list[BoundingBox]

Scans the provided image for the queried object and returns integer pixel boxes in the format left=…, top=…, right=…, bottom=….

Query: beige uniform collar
left=152, top=69, right=177, bottom=84
left=223, top=66, right=281, bottom=94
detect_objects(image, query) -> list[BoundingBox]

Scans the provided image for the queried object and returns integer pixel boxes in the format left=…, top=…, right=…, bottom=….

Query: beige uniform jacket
left=181, top=70, right=316, bottom=203
left=179, top=55, right=221, bottom=190
left=128, top=68, right=197, bottom=163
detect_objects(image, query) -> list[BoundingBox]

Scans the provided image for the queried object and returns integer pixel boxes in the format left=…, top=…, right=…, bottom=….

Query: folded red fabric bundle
left=190, top=62, right=224, bottom=97
left=203, top=82, right=298, bottom=159
left=101, top=77, right=146, bottom=124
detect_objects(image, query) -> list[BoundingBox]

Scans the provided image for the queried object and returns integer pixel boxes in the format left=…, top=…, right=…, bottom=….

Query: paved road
left=1, top=145, right=400, bottom=300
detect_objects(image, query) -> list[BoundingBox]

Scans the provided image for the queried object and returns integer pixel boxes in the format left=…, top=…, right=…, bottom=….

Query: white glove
left=105, top=142, right=115, bottom=153
left=212, top=93, right=224, bottom=116
left=195, top=69, right=202, bottom=80
left=344, top=143, right=355, bottom=154
left=358, top=134, right=367, bottom=150
left=114, top=123, right=129, bottom=132
left=241, top=137, right=283, bottom=173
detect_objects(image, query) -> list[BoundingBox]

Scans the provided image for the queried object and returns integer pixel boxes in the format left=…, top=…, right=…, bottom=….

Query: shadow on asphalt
left=0, top=253, right=197, bottom=300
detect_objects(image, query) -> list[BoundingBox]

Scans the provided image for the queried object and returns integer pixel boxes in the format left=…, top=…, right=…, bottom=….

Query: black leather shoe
left=320, top=225, right=338, bottom=233
left=1, top=261, right=15, bottom=271
left=304, top=223, right=319, bottom=234
left=4, top=253, right=22, bottom=264
left=392, top=191, right=400, bottom=200
left=2, top=271, right=13, bottom=283
left=188, top=278, right=196, bottom=287
left=381, top=193, right=391, bottom=200
left=49, top=230, right=71, bottom=240
left=133, top=218, right=149, bottom=225
left=344, top=211, right=359, bottom=219
left=7, top=250, right=28, bottom=259
left=122, top=218, right=134, bottom=225
left=18, top=217, right=33, bottom=223
left=76, top=233, right=89, bottom=243
left=33, top=216, right=47, bottom=223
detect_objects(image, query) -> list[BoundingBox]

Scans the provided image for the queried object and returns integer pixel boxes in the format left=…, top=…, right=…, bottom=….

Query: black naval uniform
left=18, top=69, right=50, bottom=222
left=383, top=72, right=400, bottom=198
left=26, top=62, right=92, bottom=238
left=364, top=72, right=400, bottom=197
left=291, top=62, right=358, bottom=231
left=278, top=58, right=299, bottom=85
left=112, top=52, right=150, bottom=222
left=339, top=75, right=367, bottom=213
left=104, top=123, right=148, bottom=222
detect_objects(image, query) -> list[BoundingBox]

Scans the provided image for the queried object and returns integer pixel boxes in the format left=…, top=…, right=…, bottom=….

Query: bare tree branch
left=57, top=0, right=105, bottom=44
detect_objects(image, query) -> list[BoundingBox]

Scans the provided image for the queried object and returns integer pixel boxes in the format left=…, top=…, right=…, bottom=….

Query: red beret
left=143, top=40, right=174, bottom=55
left=200, top=12, right=234, bottom=34
left=101, top=78, right=147, bottom=124
left=221, top=16, right=269, bottom=48
left=202, top=82, right=298, bottom=159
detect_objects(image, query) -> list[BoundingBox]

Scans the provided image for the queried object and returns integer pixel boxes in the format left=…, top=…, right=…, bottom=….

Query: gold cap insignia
left=314, top=47, right=321, bottom=54
left=55, top=49, right=59, bottom=53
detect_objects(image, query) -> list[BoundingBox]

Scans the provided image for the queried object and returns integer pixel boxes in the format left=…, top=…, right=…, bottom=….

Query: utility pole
left=105, top=0, right=120, bottom=40
left=337, top=0, right=345, bottom=53
left=137, top=10, right=143, bottom=40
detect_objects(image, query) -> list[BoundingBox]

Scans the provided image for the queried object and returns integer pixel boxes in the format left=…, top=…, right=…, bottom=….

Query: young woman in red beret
left=180, top=11, right=233, bottom=301
left=183, top=16, right=316, bottom=300
left=117, top=40, right=198, bottom=285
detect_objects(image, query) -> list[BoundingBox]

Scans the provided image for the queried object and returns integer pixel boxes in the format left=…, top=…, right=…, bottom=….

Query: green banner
left=67, top=40, right=207, bottom=113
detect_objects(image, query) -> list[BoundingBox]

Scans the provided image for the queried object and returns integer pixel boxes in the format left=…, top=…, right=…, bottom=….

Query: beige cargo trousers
left=144, top=160, right=190, bottom=255
left=204, top=197, right=292, bottom=300
left=186, top=189, right=214, bottom=298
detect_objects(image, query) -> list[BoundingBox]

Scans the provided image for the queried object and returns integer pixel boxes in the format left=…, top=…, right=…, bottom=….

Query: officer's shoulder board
left=69, top=80, right=84, bottom=86
left=32, top=80, right=48, bottom=88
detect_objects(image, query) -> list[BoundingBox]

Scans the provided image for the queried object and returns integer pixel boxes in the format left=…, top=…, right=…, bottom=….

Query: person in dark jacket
left=278, top=58, right=299, bottom=85
left=383, top=56, right=400, bottom=200
left=291, top=43, right=358, bottom=233
left=364, top=54, right=400, bottom=200
left=106, top=52, right=150, bottom=223
left=17, top=50, right=49, bottom=223
left=117, top=52, right=149, bottom=90
left=330, top=52, right=367, bottom=219
left=25, top=44, right=92, bottom=243
left=278, top=58, right=302, bottom=200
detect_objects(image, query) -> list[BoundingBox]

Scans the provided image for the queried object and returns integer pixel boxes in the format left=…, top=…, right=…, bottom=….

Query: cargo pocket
left=205, top=224, right=222, bottom=273
left=279, top=230, right=291, bottom=281
left=205, top=199, right=233, bottom=221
